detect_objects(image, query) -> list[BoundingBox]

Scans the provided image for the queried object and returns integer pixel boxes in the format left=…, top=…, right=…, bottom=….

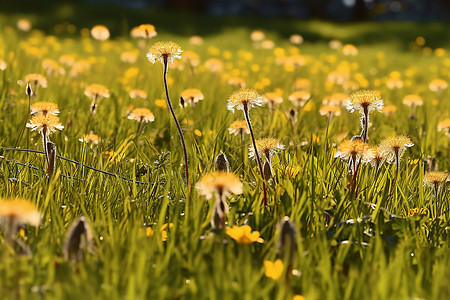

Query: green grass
left=0, top=3, right=449, bottom=299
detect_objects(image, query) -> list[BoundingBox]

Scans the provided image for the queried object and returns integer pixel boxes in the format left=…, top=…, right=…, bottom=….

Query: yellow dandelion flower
left=264, top=259, right=284, bottom=280
left=379, top=135, right=414, bottom=164
left=423, top=171, right=448, bottom=187
left=329, top=39, right=343, bottom=49
left=250, top=30, right=265, bottom=42
left=228, top=120, right=250, bottom=135
left=84, top=84, right=110, bottom=99
left=319, top=105, right=341, bottom=116
left=30, top=101, right=59, bottom=116
left=183, top=50, right=201, bottom=67
left=335, top=139, right=369, bottom=174
left=25, top=73, right=47, bottom=88
left=438, top=118, right=450, bottom=134
left=195, top=171, right=243, bottom=200
left=403, top=94, right=423, bottom=107
left=204, top=58, right=224, bottom=73
left=263, top=92, right=284, bottom=105
left=293, top=295, right=306, bottom=300
left=155, top=99, right=167, bottom=109
left=79, top=133, right=100, bottom=145
left=26, top=114, right=64, bottom=135
left=17, top=19, right=32, bottom=32
left=288, top=91, right=311, bottom=107
left=129, top=89, right=147, bottom=99
left=146, top=41, right=183, bottom=65
left=429, top=79, right=448, bottom=92
left=226, top=225, right=264, bottom=244
left=249, top=137, right=285, bottom=160
left=128, top=108, right=155, bottom=123
left=130, top=24, right=157, bottom=39
left=410, top=208, right=428, bottom=216
left=346, top=89, right=384, bottom=115
left=228, top=76, right=246, bottom=88
left=189, top=35, right=204, bottom=45
left=90, top=25, right=110, bottom=41
left=0, top=198, right=41, bottom=227
left=227, top=88, right=263, bottom=113
left=294, top=78, right=311, bottom=90
left=180, top=88, right=204, bottom=106
left=290, top=34, right=304, bottom=45
left=364, top=145, right=387, bottom=171
left=342, top=44, right=358, bottom=56
left=382, top=105, right=397, bottom=116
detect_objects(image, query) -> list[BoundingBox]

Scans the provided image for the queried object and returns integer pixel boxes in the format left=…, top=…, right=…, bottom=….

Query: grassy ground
left=0, top=2, right=449, bottom=299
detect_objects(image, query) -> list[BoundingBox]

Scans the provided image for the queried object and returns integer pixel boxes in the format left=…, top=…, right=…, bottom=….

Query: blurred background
left=1, top=0, right=450, bottom=21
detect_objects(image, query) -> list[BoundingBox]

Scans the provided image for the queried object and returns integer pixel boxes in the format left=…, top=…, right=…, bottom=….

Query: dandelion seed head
left=27, top=114, right=64, bottom=135
left=227, top=88, right=263, bottom=113
left=146, top=41, right=183, bottom=65
left=196, top=171, right=243, bottom=200
left=30, top=101, right=60, bottom=116
left=346, top=89, right=384, bottom=115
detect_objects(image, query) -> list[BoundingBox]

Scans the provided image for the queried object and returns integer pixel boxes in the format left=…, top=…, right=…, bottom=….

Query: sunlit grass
left=0, top=7, right=449, bottom=300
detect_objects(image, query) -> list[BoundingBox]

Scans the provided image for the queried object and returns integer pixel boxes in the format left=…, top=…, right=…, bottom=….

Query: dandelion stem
left=162, top=56, right=189, bottom=186
left=243, top=103, right=268, bottom=207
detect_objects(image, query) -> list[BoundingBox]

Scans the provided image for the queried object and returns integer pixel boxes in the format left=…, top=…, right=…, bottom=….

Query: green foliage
left=0, top=6, right=449, bottom=300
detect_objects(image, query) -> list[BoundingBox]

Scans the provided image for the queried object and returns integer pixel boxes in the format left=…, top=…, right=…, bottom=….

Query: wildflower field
left=0, top=3, right=449, bottom=300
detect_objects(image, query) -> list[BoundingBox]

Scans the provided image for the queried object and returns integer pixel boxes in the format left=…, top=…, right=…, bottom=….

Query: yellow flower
left=189, top=35, right=203, bottom=45
left=228, top=120, right=250, bottom=135
left=335, top=139, right=369, bottom=174
left=319, top=105, right=341, bottom=116
left=250, top=30, right=265, bottom=42
left=294, top=78, right=311, bottom=90
left=382, top=105, right=397, bottom=116
left=423, top=171, right=448, bottom=187
left=130, top=24, right=157, bottom=39
left=249, top=137, right=285, bottom=160
left=17, top=19, right=32, bottom=32
left=180, top=88, right=204, bottom=106
left=228, top=77, right=246, bottom=88
left=84, top=84, right=110, bottom=99
left=263, top=92, right=284, bottom=105
left=196, top=171, right=243, bottom=200
left=25, top=73, right=47, bottom=88
left=79, top=133, right=100, bottom=145
left=128, top=108, right=155, bottom=123
left=27, top=114, right=64, bottom=135
left=183, top=50, right=201, bottom=67
left=91, top=25, right=110, bottom=41
left=227, top=88, right=263, bottom=113
left=146, top=41, right=183, bottom=65
left=226, top=225, right=264, bottom=244
left=30, top=101, right=60, bottom=116
left=0, top=198, right=41, bottom=227
left=342, top=44, right=358, bottom=56
left=438, top=118, right=450, bottom=134
left=379, top=135, right=414, bottom=164
left=364, top=145, right=387, bottom=170
left=288, top=91, right=311, bottom=107
left=129, top=89, right=147, bottom=99
left=155, top=99, right=167, bottom=109
left=429, top=79, right=448, bottom=92
left=346, top=89, right=383, bottom=115
left=402, top=94, right=423, bottom=107
left=204, top=58, right=224, bottom=73
left=293, top=295, right=305, bottom=300
left=264, top=259, right=284, bottom=280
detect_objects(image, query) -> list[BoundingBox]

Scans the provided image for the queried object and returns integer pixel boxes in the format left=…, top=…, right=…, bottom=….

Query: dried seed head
left=63, top=216, right=94, bottom=263
left=214, top=153, right=230, bottom=172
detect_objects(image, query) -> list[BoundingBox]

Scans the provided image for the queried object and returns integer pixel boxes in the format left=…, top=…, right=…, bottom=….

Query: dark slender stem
left=362, top=106, right=369, bottom=142
left=162, top=56, right=189, bottom=186
left=243, top=104, right=267, bottom=206
left=390, top=152, right=399, bottom=195
left=3, top=147, right=155, bottom=185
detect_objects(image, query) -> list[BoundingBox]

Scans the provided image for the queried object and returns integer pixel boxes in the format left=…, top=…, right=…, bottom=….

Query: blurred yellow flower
left=264, top=259, right=284, bottom=280
left=91, top=25, right=110, bottom=41
left=226, top=225, right=264, bottom=244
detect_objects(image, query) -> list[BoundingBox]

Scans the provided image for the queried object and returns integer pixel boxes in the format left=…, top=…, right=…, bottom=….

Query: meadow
left=0, top=3, right=449, bottom=300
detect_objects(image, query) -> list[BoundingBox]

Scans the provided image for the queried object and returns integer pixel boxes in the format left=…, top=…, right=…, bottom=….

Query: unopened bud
left=214, top=153, right=230, bottom=172
left=63, top=216, right=94, bottom=263
left=25, top=82, right=33, bottom=97
left=263, top=161, right=272, bottom=181
left=277, top=216, right=298, bottom=264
